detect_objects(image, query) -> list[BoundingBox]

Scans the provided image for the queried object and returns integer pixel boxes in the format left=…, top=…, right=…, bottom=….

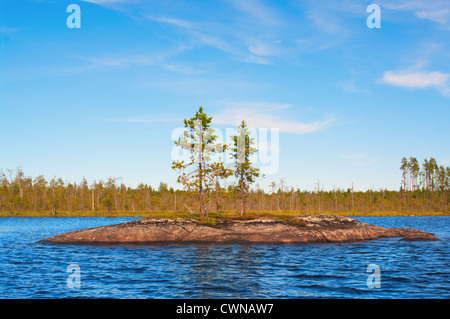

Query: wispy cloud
left=212, top=101, right=333, bottom=134
left=248, top=40, right=280, bottom=56
left=381, top=69, right=450, bottom=96
left=382, top=70, right=449, bottom=88
left=146, top=2, right=289, bottom=65
left=81, top=47, right=204, bottom=74
left=416, top=9, right=450, bottom=25
left=379, top=0, right=450, bottom=25
left=83, top=0, right=325, bottom=66
left=147, top=16, right=196, bottom=29
left=307, top=10, right=345, bottom=35
left=227, top=0, right=281, bottom=26
left=296, top=1, right=359, bottom=51
left=146, top=15, right=240, bottom=58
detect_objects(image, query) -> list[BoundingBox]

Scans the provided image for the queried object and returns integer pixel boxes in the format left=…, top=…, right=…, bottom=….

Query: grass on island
left=1, top=210, right=448, bottom=220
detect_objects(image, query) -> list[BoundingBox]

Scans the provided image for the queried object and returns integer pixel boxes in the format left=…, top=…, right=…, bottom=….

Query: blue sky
left=1, top=0, right=449, bottom=191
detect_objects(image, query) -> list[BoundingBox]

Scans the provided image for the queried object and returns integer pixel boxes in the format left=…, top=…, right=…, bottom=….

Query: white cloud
left=416, top=9, right=450, bottom=24
left=378, top=0, right=450, bottom=25
left=212, top=101, right=333, bottom=134
left=382, top=71, right=449, bottom=88
left=381, top=70, right=450, bottom=96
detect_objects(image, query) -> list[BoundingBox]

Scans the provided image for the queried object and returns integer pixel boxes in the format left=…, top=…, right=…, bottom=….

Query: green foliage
left=1, top=145, right=449, bottom=217
left=230, top=120, right=261, bottom=215
left=198, top=217, right=219, bottom=227
left=172, top=106, right=226, bottom=216
left=102, top=195, right=114, bottom=211
left=401, top=156, right=450, bottom=195
left=226, top=214, right=257, bottom=221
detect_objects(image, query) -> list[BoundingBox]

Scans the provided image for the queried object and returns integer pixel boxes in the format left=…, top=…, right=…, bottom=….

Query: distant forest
left=0, top=157, right=449, bottom=215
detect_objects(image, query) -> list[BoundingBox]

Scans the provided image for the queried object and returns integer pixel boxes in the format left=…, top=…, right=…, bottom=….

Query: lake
left=0, top=216, right=448, bottom=299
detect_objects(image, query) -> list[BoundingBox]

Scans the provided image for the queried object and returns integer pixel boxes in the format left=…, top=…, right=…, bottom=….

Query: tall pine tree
left=172, top=107, right=225, bottom=216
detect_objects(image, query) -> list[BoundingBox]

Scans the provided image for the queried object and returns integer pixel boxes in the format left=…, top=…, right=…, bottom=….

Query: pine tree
left=209, top=161, right=233, bottom=214
left=400, top=157, right=408, bottom=191
left=230, top=120, right=260, bottom=215
left=172, top=106, right=225, bottom=216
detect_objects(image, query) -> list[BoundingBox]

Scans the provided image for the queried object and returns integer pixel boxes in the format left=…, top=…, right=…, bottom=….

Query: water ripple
left=0, top=216, right=449, bottom=298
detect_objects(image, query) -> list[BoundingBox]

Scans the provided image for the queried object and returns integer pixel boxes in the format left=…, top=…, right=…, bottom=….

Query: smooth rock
left=40, top=215, right=439, bottom=245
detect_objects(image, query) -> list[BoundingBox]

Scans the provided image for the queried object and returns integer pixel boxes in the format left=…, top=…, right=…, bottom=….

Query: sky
left=0, top=0, right=449, bottom=192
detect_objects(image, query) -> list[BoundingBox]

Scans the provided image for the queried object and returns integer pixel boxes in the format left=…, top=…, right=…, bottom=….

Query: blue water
left=0, top=216, right=449, bottom=299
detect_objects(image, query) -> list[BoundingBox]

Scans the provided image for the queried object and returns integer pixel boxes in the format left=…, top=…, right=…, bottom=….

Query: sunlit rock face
left=41, top=215, right=439, bottom=245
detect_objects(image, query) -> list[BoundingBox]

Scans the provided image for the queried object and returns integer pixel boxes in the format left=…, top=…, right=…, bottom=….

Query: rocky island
left=40, top=215, right=439, bottom=245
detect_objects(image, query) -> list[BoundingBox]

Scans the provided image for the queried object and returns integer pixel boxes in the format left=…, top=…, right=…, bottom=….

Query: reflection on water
left=0, top=216, right=449, bottom=298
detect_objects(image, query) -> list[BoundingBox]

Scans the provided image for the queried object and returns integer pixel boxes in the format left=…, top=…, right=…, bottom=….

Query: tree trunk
left=240, top=173, right=244, bottom=216
left=113, top=187, right=118, bottom=212
left=334, top=189, right=337, bottom=211
left=215, top=181, right=219, bottom=214
left=351, top=183, right=354, bottom=211
left=92, top=189, right=95, bottom=211
left=199, top=162, right=204, bottom=216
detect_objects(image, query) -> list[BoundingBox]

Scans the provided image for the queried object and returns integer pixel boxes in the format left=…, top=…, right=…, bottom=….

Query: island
left=40, top=215, right=438, bottom=245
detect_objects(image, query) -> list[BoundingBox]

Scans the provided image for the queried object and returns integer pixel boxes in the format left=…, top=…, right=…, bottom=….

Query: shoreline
left=1, top=210, right=449, bottom=218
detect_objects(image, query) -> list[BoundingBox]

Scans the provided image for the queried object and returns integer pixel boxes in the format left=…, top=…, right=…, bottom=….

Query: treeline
left=3, top=105, right=447, bottom=216
left=1, top=163, right=448, bottom=215
left=400, top=156, right=449, bottom=192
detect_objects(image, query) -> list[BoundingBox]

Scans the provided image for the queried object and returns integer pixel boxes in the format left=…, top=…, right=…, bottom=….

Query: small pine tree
left=230, top=120, right=260, bottom=215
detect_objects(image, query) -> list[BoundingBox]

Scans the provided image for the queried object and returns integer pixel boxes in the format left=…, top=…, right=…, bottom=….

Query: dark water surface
left=0, top=216, right=448, bottom=299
